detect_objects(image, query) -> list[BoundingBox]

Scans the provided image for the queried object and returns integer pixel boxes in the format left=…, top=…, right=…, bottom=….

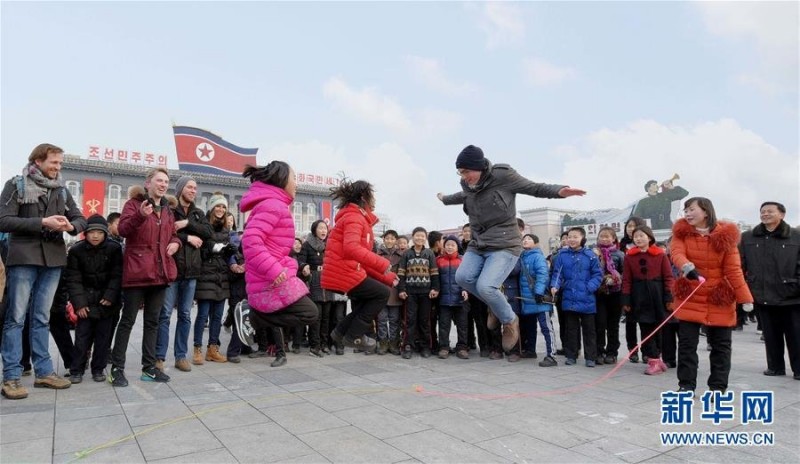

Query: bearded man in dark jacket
left=0, top=143, right=85, bottom=399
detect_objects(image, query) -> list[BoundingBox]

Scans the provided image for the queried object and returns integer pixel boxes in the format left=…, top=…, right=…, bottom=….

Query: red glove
left=65, top=302, right=78, bottom=326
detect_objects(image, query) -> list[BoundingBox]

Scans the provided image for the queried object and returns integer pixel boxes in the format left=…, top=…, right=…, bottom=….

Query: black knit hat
left=456, top=145, right=487, bottom=171
left=84, top=214, right=109, bottom=235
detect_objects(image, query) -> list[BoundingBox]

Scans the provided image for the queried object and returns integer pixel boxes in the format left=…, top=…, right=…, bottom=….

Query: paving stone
left=121, top=398, right=193, bottom=427
left=0, top=410, right=54, bottom=444
left=0, top=436, right=53, bottom=463
left=296, top=386, right=373, bottom=412
left=53, top=413, right=134, bottom=456
left=188, top=400, right=271, bottom=431
left=215, top=422, right=314, bottom=463
left=570, top=436, right=662, bottom=463
left=410, top=407, right=514, bottom=444
left=148, top=447, right=238, bottom=463
left=256, top=368, right=316, bottom=386
left=53, top=443, right=144, bottom=464
left=386, top=429, right=511, bottom=463
left=134, top=417, right=221, bottom=461
left=262, top=401, right=348, bottom=435
left=299, top=425, right=411, bottom=463
left=334, top=405, right=431, bottom=440
left=477, top=432, right=592, bottom=462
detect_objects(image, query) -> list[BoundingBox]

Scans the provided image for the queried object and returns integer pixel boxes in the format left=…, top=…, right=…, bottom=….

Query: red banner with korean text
left=82, top=179, right=106, bottom=217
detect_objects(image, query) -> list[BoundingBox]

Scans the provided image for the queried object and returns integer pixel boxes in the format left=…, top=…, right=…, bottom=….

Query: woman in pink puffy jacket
left=238, top=161, right=318, bottom=367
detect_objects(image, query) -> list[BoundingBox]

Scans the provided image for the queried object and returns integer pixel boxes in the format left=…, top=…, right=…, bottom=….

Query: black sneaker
left=92, top=372, right=106, bottom=382
left=108, top=367, right=128, bottom=387
left=420, top=348, right=431, bottom=358
left=69, top=373, right=83, bottom=384
left=234, top=300, right=256, bottom=346
left=538, top=355, right=558, bottom=367
left=630, top=353, right=640, bottom=363
left=402, top=345, right=413, bottom=359
left=271, top=354, right=287, bottom=367
left=309, top=348, right=323, bottom=358
left=140, top=367, right=170, bottom=383
left=555, top=349, right=566, bottom=356
left=678, top=387, right=695, bottom=398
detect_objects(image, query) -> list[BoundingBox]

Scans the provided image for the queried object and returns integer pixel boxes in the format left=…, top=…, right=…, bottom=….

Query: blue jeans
left=194, top=299, right=225, bottom=346
left=2, top=266, right=62, bottom=380
left=156, top=279, right=196, bottom=361
left=455, top=250, right=519, bottom=324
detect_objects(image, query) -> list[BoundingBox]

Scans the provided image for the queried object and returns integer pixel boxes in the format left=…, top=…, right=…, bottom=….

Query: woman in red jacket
left=670, top=197, right=753, bottom=396
left=322, top=179, right=398, bottom=354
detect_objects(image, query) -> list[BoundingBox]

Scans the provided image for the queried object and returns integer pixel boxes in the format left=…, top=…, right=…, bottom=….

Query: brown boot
left=192, top=346, right=204, bottom=365
left=34, top=372, right=71, bottom=389
left=501, top=316, right=520, bottom=352
left=487, top=311, right=499, bottom=330
left=1, top=380, right=29, bottom=399
left=174, top=358, right=192, bottom=372
left=205, top=344, right=227, bottom=363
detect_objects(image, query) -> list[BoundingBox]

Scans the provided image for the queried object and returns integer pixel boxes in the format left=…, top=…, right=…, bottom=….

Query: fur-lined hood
left=672, top=218, right=740, bottom=254
left=128, top=184, right=146, bottom=200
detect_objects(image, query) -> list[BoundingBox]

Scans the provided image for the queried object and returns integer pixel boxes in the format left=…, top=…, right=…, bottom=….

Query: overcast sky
left=2, top=1, right=797, bottom=231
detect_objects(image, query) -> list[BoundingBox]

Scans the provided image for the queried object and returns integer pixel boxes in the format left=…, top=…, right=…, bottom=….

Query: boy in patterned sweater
left=397, top=227, right=440, bottom=359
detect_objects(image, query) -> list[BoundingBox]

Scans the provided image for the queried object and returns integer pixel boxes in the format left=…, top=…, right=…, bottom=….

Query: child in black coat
left=65, top=215, right=123, bottom=383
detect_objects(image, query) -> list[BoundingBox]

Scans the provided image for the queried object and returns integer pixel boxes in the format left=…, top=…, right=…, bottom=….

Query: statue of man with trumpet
left=631, top=173, right=688, bottom=230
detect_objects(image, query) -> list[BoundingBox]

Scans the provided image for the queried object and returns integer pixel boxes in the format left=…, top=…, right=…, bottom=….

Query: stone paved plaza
left=1, top=316, right=798, bottom=463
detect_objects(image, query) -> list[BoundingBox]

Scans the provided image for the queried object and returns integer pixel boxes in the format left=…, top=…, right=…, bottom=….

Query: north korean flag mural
left=82, top=179, right=106, bottom=217
left=173, top=126, right=258, bottom=176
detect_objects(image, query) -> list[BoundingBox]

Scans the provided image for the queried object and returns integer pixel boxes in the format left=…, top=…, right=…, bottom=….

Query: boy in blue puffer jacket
left=519, top=234, right=558, bottom=367
left=550, top=227, right=603, bottom=367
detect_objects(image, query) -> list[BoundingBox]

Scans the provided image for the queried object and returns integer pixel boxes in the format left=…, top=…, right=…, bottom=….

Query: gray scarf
left=19, top=163, right=63, bottom=204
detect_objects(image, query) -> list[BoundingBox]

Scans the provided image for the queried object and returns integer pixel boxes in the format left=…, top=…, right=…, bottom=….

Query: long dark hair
left=624, top=216, right=647, bottom=240
left=683, top=197, right=718, bottom=230
left=330, top=177, right=375, bottom=209
left=243, top=161, right=291, bottom=188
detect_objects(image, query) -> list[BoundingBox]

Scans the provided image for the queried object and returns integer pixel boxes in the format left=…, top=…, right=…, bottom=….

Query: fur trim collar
left=672, top=218, right=740, bottom=254
left=626, top=245, right=664, bottom=256
left=752, top=220, right=791, bottom=239
left=127, top=185, right=169, bottom=209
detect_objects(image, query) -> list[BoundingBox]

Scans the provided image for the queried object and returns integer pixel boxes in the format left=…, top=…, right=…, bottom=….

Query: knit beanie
left=456, top=145, right=487, bottom=171
left=174, top=176, right=195, bottom=199
left=444, top=234, right=460, bottom=247
left=208, top=191, right=228, bottom=210
left=84, top=214, right=109, bottom=235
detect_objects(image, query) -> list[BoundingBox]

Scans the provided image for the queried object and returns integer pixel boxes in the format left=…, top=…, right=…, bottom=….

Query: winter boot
left=377, top=339, right=389, bottom=355
left=205, top=344, right=228, bottom=363
left=388, top=339, right=402, bottom=356
left=192, top=346, right=204, bottom=365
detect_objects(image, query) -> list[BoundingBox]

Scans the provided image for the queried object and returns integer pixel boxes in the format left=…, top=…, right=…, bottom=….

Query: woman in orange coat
left=670, top=197, right=753, bottom=395
left=321, top=179, right=398, bottom=354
